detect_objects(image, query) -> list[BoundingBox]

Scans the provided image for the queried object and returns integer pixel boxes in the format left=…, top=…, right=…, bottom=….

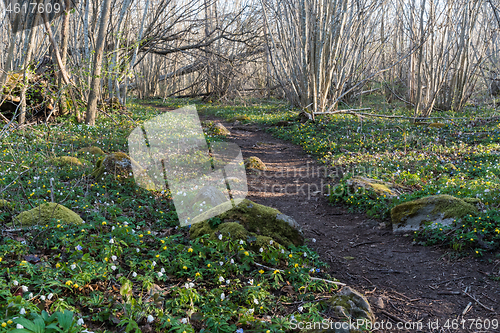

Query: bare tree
left=86, top=0, right=112, bottom=125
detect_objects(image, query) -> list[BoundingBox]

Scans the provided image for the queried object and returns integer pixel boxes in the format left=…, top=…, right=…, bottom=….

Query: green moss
left=12, top=202, right=83, bottom=227
left=444, top=163, right=457, bottom=171
left=244, top=156, right=266, bottom=170
left=77, top=146, right=105, bottom=156
left=429, top=122, right=446, bottom=129
left=50, top=156, right=83, bottom=167
left=190, top=199, right=303, bottom=247
left=0, top=199, right=12, bottom=209
left=92, top=152, right=141, bottom=179
left=391, top=195, right=478, bottom=224
left=463, top=197, right=481, bottom=205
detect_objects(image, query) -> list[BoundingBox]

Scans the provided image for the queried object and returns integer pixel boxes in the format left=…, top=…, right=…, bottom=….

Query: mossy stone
left=12, top=202, right=83, bottom=227
left=213, top=123, right=230, bottom=135
left=391, top=195, right=478, bottom=233
left=50, top=156, right=83, bottom=167
left=77, top=146, right=105, bottom=156
left=190, top=199, right=303, bottom=248
left=300, top=287, right=374, bottom=333
left=92, top=152, right=140, bottom=179
left=347, top=177, right=400, bottom=197
left=244, top=156, right=266, bottom=170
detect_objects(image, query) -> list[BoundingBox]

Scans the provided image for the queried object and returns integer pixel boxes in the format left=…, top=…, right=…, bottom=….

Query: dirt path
left=197, top=110, right=500, bottom=332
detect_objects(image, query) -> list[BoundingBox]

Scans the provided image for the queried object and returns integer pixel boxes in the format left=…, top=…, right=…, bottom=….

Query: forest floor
left=191, top=106, right=500, bottom=333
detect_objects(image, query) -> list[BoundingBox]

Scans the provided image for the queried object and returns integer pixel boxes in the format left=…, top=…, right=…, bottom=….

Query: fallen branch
left=463, top=291, right=495, bottom=312
left=380, top=309, right=407, bottom=324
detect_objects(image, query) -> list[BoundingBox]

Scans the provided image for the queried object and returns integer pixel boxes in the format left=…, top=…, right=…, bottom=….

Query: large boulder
left=391, top=195, right=478, bottom=233
left=12, top=202, right=83, bottom=227
left=190, top=199, right=303, bottom=248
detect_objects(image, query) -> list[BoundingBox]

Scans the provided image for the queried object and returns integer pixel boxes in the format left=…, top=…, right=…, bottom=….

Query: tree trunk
left=86, top=0, right=112, bottom=126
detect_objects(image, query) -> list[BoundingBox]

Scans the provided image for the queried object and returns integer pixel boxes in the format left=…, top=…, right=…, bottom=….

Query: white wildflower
left=253, top=298, right=259, bottom=305
left=219, top=276, right=224, bottom=282
left=132, top=272, right=137, bottom=278
left=218, top=234, right=223, bottom=240
left=111, top=265, right=117, bottom=271
left=21, top=286, right=28, bottom=292
left=221, top=292, right=225, bottom=301
left=77, top=318, right=84, bottom=325
left=47, top=293, right=53, bottom=300
left=40, top=295, right=46, bottom=301
left=20, top=308, right=26, bottom=315
left=111, top=255, right=117, bottom=261
left=147, top=315, right=154, bottom=323
left=109, top=238, right=114, bottom=244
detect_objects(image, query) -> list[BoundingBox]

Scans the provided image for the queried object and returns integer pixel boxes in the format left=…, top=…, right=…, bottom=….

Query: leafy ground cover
left=181, top=96, right=500, bottom=258
left=0, top=101, right=345, bottom=332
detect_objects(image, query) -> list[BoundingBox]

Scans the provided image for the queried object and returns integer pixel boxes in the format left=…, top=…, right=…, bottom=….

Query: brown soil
left=193, top=108, right=500, bottom=332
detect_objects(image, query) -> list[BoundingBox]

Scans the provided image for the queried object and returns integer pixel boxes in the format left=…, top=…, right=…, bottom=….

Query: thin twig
left=463, top=291, right=495, bottom=312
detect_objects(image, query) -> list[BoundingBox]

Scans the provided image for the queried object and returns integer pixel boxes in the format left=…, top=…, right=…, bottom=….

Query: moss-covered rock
left=391, top=195, right=478, bottom=233
left=0, top=199, right=12, bottom=210
left=11, top=202, right=83, bottom=227
left=92, top=152, right=141, bottom=179
left=213, top=123, right=230, bottom=135
left=202, top=121, right=231, bottom=136
left=50, top=156, right=83, bottom=167
left=229, top=115, right=251, bottom=122
left=191, top=185, right=228, bottom=208
left=77, top=146, right=105, bottom=156
left=299, top=287, right=374, bottom=332
left=302, top=287, right=374, bottom=333
left=347, top=177, right=405, bottom=198
left=244, top=156, right=266, bottom=170
left=190, top=199, right=303, bottom=248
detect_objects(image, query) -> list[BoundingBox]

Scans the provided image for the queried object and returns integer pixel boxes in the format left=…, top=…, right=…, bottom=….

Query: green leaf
left=56, top=310, right=75, bottom=330
left=13, top=317, right=39, bottom=332
left=120, top=278, right=133, bottom=299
